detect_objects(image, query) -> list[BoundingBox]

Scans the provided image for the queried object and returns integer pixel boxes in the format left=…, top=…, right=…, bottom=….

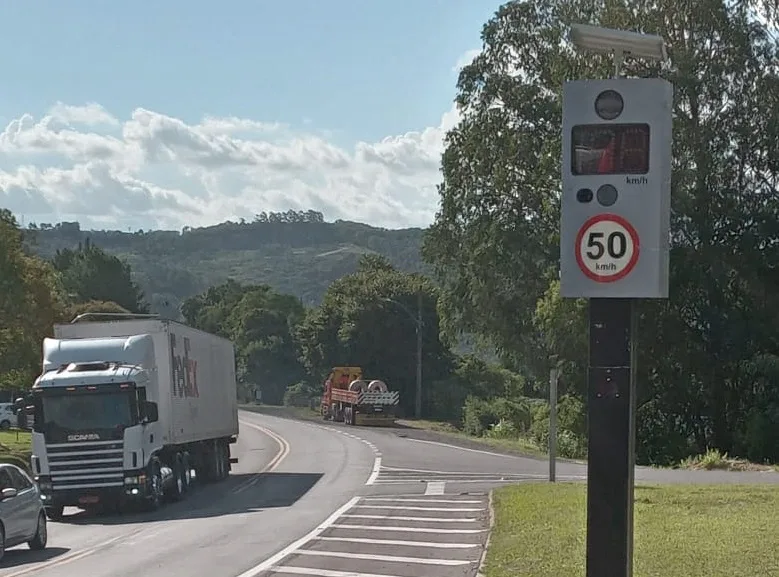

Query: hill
left=24, top=211, right=429, bottom=319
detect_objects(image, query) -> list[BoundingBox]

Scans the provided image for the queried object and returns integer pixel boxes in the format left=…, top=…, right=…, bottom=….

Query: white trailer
left=26, top=313, right=239, bottom=519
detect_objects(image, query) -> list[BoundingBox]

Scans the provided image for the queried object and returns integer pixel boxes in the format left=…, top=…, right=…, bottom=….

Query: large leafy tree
left=182, top=279, right=307, bottom=404
left=0, top=210, right=65, bottom=390
left=424, top=0, right=779, bottom=463
left=52, top=238, right=149, bottom=315
left=297, top=254, right=454, bottom=417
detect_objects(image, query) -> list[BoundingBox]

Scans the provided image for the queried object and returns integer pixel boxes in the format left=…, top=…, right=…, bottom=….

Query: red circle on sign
left=574, top=213, right=640, bottom=283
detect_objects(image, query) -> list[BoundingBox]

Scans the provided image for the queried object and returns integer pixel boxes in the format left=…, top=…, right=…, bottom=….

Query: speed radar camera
left=560, top=26, right=672, bottom=299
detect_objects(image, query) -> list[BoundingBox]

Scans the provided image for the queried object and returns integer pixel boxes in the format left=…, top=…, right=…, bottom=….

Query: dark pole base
left=586, top=297, right=635, bottom=577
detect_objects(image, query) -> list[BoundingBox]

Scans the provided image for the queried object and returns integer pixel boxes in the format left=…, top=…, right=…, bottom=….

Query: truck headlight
left=124, top=474, right=146, bottom=485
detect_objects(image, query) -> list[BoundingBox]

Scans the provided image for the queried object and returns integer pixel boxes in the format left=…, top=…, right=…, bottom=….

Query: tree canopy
left=423, top=0, right=779, bottom=463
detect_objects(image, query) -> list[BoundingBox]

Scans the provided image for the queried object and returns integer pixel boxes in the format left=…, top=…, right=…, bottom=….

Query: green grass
left=395, top=418, right=547, bottom=457
left=0, top=429, right=32, bottom=473
left=484, top=483, right=779, bottom=577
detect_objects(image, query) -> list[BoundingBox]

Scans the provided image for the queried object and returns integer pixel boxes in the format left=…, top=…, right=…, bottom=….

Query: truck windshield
left=34, top=391, right=136, bottom=441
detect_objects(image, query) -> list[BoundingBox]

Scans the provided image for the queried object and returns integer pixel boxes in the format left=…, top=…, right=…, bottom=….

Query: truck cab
left=30, top=335, right=164, bottom=518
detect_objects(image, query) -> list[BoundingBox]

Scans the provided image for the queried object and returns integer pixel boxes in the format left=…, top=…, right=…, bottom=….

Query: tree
left=52, top=238, right=149, bottom=314
left=0, top=209, right=65, bottom=390
left=423, top=0, right=779, bottom=463
left=182, top=280, right=307, bottom=405
left=297, top=254, right=454, bottom=417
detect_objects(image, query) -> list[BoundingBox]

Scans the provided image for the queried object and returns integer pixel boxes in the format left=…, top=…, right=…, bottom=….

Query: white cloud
left=0, top=101, right=462, bottom=231
left=452, top=48, right=480, bottom=72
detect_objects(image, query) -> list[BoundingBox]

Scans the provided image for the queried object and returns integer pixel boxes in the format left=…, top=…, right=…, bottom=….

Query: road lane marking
left=274, top=568, right=403, bottom=577
left=232, top=420, right=291, bottom=494
left=425, top=481, right=446, bottom=495
left=3, top=528, right=146, bottom=577
left=341, top=514, right=477, bottom=522
left=365, top=456, right=381, bottom=485
left=330, top=524, right=485, bottom=533
left=234, top=496, right=361, bottom=577
left=294, top=549, right=472, bottom=565
left=403, top=437, right=533, bottom=458
left=361, top=497, right=481, bottom=503
left=314, top=536, right=480, bottom=549
left=353, top=505, right=483, bottom=511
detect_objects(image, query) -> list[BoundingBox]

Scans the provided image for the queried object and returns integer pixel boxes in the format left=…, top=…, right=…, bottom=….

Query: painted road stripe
left=294, top=549, right=472, bottom=566
left=235, top=496, right=361, bottom=577
left=425, top=481, right=446, bottom=495
left=331, top=524, right=486, bottom=534
left=314, top=536, right=480, bottom=549
left=341, top=514, right=477, bottom=522
left=353, top=505, right=483, bottom=511
left=365, top=456, right=381, bottom=485
left=273, top=568, right=403, bottom=577
left=361, top=497, right=482, bottom=504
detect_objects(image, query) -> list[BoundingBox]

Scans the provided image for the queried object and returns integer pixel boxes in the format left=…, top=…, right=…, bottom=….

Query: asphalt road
left=3, top=409, right=778, bottom=577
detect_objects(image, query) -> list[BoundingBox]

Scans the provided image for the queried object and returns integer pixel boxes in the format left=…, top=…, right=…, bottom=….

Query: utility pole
left=381, top=295, right=424, bottom=420
left=415, top=291, right=423, bottom=420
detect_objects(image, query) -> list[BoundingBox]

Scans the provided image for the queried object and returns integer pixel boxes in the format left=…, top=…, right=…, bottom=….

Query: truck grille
left=46, top=440, right=124, bottom=490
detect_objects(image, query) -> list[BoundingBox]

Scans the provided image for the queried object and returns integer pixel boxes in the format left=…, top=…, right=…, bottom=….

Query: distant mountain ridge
left=23, top=212, right=429, bottom=319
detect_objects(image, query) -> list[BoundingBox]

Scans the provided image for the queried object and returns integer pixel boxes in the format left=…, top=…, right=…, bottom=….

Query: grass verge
left=677, top=448, right=779, bottom=472
left=0, top=429, right=32, bottom=473
left=484, top=482, right=779, bottom=577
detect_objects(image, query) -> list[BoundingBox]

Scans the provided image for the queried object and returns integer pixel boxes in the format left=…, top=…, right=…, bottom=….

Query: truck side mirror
left=141, top=401, right=159, bottom=423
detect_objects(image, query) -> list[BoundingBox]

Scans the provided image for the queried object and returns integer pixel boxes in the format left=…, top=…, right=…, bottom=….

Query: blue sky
left=0, top=0, right=500, bottom=150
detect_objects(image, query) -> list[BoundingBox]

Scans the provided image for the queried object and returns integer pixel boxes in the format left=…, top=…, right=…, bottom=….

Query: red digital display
left=571, top=123, right=650, bottom=175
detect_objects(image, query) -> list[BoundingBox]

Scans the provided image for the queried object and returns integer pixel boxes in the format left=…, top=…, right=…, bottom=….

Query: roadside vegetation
left=0, top=430, right=32, bottom=473
left=483, top=483, right=779, bottom=577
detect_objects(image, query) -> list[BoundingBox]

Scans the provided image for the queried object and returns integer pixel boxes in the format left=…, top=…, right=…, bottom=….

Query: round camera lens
left=576, top=188, right=594, bottom=203
left=596, top=184, right=618, bottom=206
left=594, top=90, right=624, bottom=120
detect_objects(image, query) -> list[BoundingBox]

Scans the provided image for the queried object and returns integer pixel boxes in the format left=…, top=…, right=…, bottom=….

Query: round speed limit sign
left=575, top=214, right=640, bottom=283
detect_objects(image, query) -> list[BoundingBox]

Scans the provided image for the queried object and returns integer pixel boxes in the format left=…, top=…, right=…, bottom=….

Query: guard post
left=559, top=24, right=672, bottom=577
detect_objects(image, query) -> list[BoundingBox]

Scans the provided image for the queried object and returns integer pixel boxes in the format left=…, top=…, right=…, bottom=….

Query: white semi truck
left=24, top=313, right=239, bottom=520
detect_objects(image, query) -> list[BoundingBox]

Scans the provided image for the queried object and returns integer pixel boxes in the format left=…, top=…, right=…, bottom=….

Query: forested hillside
left=23, top=210, right=427, bottom=319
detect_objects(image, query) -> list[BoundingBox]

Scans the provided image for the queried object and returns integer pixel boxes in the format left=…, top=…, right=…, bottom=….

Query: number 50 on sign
left=575, top=214, right=639, bottom=283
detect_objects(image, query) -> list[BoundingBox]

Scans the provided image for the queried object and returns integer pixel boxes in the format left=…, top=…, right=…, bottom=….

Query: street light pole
left=381, top=294, right=424, bottom=420
left=415, top=291, right=423, bottom=420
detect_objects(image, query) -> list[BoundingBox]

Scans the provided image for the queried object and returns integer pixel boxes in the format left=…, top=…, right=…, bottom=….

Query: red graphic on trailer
left=575, top=213, right=640, bottom=283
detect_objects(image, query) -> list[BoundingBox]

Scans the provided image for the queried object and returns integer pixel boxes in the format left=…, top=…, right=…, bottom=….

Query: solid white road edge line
left=365, top=456, right=381, bottom=485
left=403, top=437, right=531, bottom=458
left=234, top=496, right=361, bottom=577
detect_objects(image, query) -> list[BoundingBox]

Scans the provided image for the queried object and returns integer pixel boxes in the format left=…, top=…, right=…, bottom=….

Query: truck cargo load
left=27, top=313, right=239, bottom=519
left=321, top=366, right=399, bottom=426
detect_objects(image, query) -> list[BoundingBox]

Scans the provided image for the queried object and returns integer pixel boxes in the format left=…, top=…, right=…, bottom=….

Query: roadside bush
left=530, top=395, right=587, bottom=459
left=283, top=380, right=319, bottom=407
left=462, top=396, right=533, bottom=437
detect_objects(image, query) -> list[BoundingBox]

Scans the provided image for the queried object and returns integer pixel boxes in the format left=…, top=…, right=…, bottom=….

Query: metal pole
left=585, top=297, right=635, bottom=577
left=549, top=365, right=559, bottom=482
left=415, top=291, right=423, bottom=420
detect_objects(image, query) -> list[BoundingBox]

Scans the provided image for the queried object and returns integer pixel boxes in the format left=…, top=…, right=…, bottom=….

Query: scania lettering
left=26, top=313, right=239, bottom=520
